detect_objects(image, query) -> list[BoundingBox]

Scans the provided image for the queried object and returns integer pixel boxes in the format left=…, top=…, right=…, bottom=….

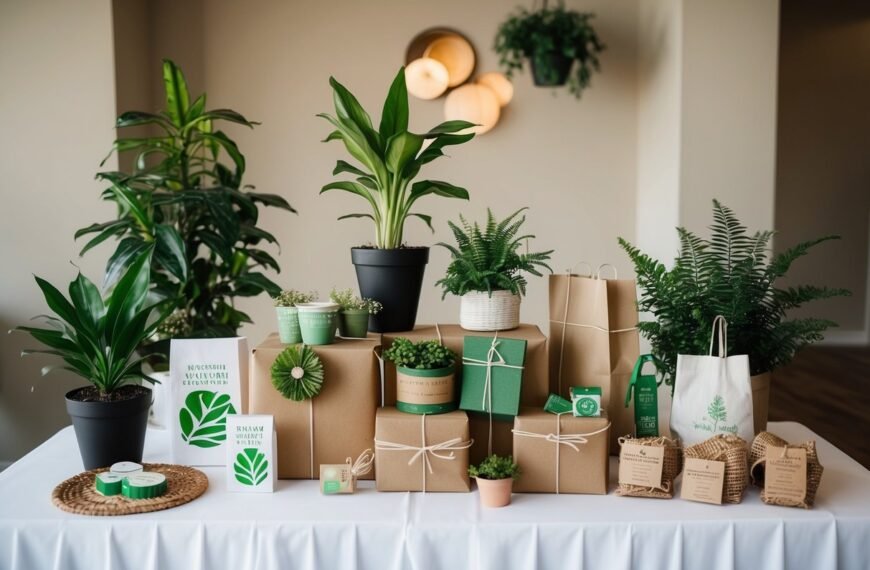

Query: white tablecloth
left=0, top=422, right=868, bottom=570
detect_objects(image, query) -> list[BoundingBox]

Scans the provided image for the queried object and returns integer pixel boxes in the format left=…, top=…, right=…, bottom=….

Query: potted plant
left=469, top=454, right=520, bottom=508
left=274, top=290, right=317, bottom=344
left=76, top=59, right=295, bottom=356
left=296, top=302, right=340, bottom=346
left=14, top=251, right=169, bottom=469
left=318, top=67, right=475, bottom=332
left=495, top=1, right=605, bottom=97
left=329, top=288, right=383, bottom=338
left=619, top=199, right=850, bottom=433
left=382, top=338, right=458, bottom=415
left=437, top=208, right=553, bottom=331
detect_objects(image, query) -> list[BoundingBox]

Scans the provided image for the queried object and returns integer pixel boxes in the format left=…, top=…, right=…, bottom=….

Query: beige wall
left=0, top=0, right=117, bottom=462
left=775, top=0, right=870, bottom=338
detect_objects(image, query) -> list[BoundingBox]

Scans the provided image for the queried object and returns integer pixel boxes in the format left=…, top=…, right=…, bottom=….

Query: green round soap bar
left=110, top=461, right=143, bottom=475
left=95, top=472, right=124, bottom=496
left=122, top=472, right=167, bottom=499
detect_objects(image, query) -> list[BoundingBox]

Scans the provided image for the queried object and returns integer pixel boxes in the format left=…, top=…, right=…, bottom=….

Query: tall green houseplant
left=319, top=66, right=475, bottom=332
left=619, top=200, right=850, bottom=386
left=76, top=59, right=295, bottom=348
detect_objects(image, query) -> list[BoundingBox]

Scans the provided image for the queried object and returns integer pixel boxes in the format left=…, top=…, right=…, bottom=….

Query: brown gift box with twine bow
left=548, top=268, right=640, bottom=453
left=249, top=334, right=379, bottom=479
left=374, top=407, right=472, bottom=492
left=512, top=408, right=611, bottom=494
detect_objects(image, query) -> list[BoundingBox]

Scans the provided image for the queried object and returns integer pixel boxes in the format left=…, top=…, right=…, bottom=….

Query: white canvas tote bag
left=670, top=316, right=754, bottom=447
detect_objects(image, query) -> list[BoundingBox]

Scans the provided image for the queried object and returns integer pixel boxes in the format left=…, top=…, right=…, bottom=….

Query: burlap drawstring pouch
left=616, top=436, right=683, bottom=499
left=684, top=434, right=748, bottom=504
left=749, top=431, right=824, bottom=508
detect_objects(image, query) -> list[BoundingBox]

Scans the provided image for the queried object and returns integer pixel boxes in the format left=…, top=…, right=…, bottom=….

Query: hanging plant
left=495, top=1, right=604, bottom=98
left=271, top=345, right=325, bottom=401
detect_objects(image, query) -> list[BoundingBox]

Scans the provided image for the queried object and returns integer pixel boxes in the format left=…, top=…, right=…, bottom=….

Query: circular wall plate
left=405, top=28, right=477, bottom=90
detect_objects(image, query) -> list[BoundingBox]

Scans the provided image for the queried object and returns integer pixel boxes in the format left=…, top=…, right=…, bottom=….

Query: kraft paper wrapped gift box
left=374, top=407, right=472, bottom=492
left=249, top=334, right=379, bottom=479
left=512, top=408, right=611, bottom=494
left=381, top=324, right=548, bottom=408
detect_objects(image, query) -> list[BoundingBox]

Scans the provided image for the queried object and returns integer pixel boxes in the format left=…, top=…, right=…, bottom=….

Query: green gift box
left=460, top=335, right=527, bottom=421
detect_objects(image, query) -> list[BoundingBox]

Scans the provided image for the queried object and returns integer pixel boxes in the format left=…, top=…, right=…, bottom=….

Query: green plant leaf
left=247, top=192, right=297, bottom=212
left=234, top=448, right=269, bottom=486
left=162, top=59, right=190, bottom=127
left=201, top=109, right=259, bottom=128
left=385, top=132, right=424, bottom=174
left=179, top=390, right=237, bottom=448
left=68, top=272, right=105, bottom=335
left=200, top=131, right=246, bottom=174
left=328, top=76, right=382, bottom=153
left=104, top=250, right=151, bottom=341
left=186, top=94, right=206, bottom=122
left=422, top=120, right=476, bottom=138
left=409, top=213, right=434, bottom=232
left=338, top=213, right=374, bottom=221
left=153, top=224, right=188, bottom=282
left=409, top=180, right=469, bottom=202
left=379, top=67, right=409, bottom=138
left=104, top=237, right=150, bottom=289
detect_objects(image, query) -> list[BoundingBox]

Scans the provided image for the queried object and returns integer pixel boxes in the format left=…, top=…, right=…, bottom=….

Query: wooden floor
left=771, top=345, right=870, bottom=468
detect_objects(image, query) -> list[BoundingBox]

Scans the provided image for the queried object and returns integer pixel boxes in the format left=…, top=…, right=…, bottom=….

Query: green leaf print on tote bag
left=234, top=448, right=269, bottom=486
left=179, top=390, right=237, bottom=448
left=670, top=316, right=754, bottom=446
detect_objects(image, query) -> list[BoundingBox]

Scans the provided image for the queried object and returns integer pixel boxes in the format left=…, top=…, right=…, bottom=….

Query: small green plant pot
left=297, top=302, right=339, bottom=345
left=275, top=306, right=302, bottom=344
left=338, top=309, right=370, bottom=338
left=396, top=365, right=456, bottom=415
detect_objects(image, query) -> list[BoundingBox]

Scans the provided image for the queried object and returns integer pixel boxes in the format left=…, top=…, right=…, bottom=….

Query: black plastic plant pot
left=530, top=52, right=573, bottom=87
left=351, top=247, right=429, bottom=333
left=65, top=386, right=152, bottom=470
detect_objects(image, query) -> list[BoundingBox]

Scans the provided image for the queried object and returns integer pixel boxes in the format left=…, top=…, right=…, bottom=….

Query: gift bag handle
left=626, top=354, right=660, bottom=407
left=708, top=315, right=728, bottom=358
left=565, top=261, right=593, bottom=276
left=596, top=263, right=618, bottom=280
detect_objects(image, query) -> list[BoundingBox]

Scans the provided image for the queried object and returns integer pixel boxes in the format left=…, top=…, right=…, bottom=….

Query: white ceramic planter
left=460, top=290, right=520, bottom=331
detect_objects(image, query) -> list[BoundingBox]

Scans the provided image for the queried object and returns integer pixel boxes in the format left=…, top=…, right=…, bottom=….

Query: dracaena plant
left=15, top=251, right=170, bottom=397
left=76, top=59, right=295, bottom=343
left=619, top=199, right=850, bottom=385
left=437, top=208, right=554, bottom=298
left=318, top=67, right=475, bottom=249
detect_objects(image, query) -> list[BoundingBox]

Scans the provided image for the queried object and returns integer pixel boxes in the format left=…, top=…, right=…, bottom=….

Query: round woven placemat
left=52, top=463, right=208, bottom=516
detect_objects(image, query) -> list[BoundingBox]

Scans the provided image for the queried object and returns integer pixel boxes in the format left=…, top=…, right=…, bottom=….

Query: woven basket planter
left=460, top=290, right=520, bottom=331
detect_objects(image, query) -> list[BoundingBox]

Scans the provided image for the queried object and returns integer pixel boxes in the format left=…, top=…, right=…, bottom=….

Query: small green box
left=570, top=386, right=602, bottom=417
left=544, top=393, right=573, bottom=415
left=460, top=335, right=527, bottom=421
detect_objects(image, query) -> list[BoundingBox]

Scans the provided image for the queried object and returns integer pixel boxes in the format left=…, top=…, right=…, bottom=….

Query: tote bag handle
left=708, top=315, right=728, bottom=358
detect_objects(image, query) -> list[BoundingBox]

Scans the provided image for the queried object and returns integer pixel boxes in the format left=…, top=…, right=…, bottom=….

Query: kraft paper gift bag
left=169, top=338, right=248, bottom=466
left=670, top=316, right=754, bottom=447
left=548, top=265, right=640, bottom=452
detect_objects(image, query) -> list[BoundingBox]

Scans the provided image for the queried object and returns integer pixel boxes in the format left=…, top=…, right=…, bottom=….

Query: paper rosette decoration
left=271, top=345, right=325, bottom=401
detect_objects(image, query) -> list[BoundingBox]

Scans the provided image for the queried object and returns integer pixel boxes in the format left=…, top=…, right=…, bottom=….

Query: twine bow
left=374, top=414, right=473, bottom=492
left=512, top=414, right=611, bottom=494
left=346, top=448, right=375, bottom=479
left=462, top=333, right=525, bottom=454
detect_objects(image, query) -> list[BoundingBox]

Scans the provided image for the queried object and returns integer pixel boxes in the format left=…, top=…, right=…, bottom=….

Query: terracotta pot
left=475, top=477, right=513, bottom=508
left=751, top=372, right=771, bottom=434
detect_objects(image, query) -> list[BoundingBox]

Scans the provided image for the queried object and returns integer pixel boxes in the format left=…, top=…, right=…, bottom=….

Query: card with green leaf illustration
left=169, top=338, right=248, bottom=465
left=227, top=415, right=276, bottom=493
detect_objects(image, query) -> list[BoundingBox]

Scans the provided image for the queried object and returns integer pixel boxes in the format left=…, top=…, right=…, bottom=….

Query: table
left=0, top=422, right=868, bottom=570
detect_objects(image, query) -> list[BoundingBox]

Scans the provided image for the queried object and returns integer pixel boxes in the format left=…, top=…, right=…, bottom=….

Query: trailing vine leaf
left=234, top=448, right=268, bottom=486
left=179, top=390, right=237, bottom=448
left=271, top=345, right=325, bottom=401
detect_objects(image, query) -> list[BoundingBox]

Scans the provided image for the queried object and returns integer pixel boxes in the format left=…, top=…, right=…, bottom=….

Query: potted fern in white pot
left=437, top=208, right=553, bottom=331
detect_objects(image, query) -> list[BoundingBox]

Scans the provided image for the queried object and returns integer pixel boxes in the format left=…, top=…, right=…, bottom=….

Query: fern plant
left=619, top=200, right=850, bottom=385
left=437, top=208, right=553, bottom=298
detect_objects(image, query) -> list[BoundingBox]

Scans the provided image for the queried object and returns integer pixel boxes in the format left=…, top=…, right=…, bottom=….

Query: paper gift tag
left=681, top=457, right=725, bottom=505
left=765, top=446, right=807, bottom=504
left=169, top=338, right=248, bottom=466
left=226, top=415, right=276, bottom=493
left=320, top=464, right=354, bottom=494
left=618, top=442, right=664, bottom=488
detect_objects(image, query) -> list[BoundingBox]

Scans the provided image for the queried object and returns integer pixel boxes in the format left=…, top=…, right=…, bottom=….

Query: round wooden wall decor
left=405, top=28, right=477, bottom=91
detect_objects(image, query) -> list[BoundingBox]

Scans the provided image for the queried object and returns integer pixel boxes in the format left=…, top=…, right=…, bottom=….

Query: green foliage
left=274, top=290, right=317, bottom=308
left=619, top=199, right=850, bottom=385
left=15, top=250, right=171, bottom=396
left=436, top=208, right=553, bottom=298
left=468, top=454, right=520, bottom=480
left=383, top=338, right=456, bottom=370
left=271, top=345, right=325, bottom=401
left=179, top=390, right=237, bottom=448
left=319, top=67, right=475, bottom=248
left=708, top=395, right=727, bottom=431
left=495, top=2, right=604, bottom=98
left=234, top=448, right=268, bottom=486
left=76, top=59, right=295, bottom=343
left=329, top=288, right=382, bottom=314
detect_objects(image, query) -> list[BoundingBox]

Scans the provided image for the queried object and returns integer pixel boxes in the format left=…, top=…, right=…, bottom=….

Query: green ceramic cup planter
left=297, top=302, right=340, bottom=345
left=276, top=306, right=302, bottom=344
left=395, top=365, right=457, bottom=415
left=339, top=309, right=370, bottom=339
